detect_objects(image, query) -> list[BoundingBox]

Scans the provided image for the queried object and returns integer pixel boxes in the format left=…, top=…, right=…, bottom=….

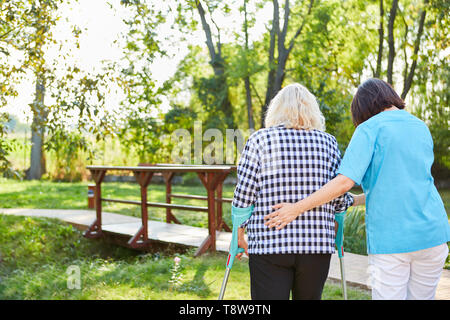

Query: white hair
left=264, top=83, right=325, bottom=131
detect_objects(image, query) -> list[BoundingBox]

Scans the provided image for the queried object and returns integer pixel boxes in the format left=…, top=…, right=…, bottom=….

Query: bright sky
left=5, top=0, right=272, bottom=123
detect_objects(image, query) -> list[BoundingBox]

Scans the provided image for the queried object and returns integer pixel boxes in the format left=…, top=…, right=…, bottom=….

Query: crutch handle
left=335, top=211, right=345, bottom=258
left=226, top=205, right=254, bottom=269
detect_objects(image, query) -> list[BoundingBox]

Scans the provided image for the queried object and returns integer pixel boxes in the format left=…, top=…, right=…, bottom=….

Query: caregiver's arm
left=264, top=174, right=355, bottom=230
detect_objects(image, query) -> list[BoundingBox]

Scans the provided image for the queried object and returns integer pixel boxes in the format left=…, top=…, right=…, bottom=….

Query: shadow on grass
left=179, top=262, right=212, bottom=298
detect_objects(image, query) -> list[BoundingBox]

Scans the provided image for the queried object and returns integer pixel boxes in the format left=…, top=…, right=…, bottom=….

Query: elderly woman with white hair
left=232, top=83, right=363, bottom=300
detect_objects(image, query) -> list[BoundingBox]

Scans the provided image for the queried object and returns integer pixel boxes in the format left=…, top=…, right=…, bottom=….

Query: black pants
left=249, top=253, right=331, bottom=300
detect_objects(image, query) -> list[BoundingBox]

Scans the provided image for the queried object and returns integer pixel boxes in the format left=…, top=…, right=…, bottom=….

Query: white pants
left=368, top=243, right=449, bottom=300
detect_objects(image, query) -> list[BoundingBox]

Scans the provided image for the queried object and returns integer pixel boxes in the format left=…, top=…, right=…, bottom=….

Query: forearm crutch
left=335, top=211, right=347, bottom=300
left=218, top=205, right=254, bottom=300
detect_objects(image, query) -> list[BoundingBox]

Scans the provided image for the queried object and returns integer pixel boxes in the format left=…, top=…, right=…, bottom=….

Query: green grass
left=440, top=188, right=450, bottom=217
left=0, top=215, right=370, bottom=300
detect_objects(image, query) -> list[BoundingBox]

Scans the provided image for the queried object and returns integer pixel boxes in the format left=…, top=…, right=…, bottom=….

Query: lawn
left=0, top=214, right=370, bottom=300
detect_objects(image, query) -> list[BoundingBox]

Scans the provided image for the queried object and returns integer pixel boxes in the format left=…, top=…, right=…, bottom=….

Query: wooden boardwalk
left=1, top=208, right=449, bottom=300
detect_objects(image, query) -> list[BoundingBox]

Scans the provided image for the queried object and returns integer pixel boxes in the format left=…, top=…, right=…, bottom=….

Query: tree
left=225, top=0, right=266, bottom=131
left=261, top=0, right=314, bottom=127
left=0, top=0, right=30, bottom=175
left=409, top=0, right=449, bottom=179
left=23, top=0, right=60, bottom=179
left=373, top=0, right=430, bottom=99
left=1, top=0, right=114, bottom=179
left=2, top=0, right=75, bottom=179
left=386, top=0, right=398, bottom=85
left=0, top=113, right=14, bottom=176
left=399, top=0, right=428, bottom=99
left=193, top=0, right=236, bottom=128
left=374, top=0, right=384, bottom=78
left=117, top=0, right=167, bottom=164
left=289, top=0, right=374, bottom=147
left=171, top=0, right=237, bottom=129
left=242, top=0, right=255, bottom=130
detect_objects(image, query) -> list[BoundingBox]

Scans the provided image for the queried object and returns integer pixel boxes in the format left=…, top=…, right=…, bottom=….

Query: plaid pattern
left=232, top=125, right=354, bottom=254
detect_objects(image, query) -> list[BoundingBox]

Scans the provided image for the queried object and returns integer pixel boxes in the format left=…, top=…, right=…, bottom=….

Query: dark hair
left=350, top=78, right=405, bottom=126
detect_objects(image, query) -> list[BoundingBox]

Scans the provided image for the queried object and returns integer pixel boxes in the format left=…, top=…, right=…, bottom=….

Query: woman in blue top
left=264, top=78, right=450, bottom=300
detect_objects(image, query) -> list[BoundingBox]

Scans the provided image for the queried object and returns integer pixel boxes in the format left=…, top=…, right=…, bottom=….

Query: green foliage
left=194, top=74, right=233, bottom=130
left=0, top=113, right=14, bottom=176
left=164, top=44, right=211, bottom=117
left=1, top=0, right=448, bottom=177
left=163, top=105, right=198, bottom=131
left=288, top=0, right=374, bottom=148
left=410, top=2, right=449, bottom=178
left=115, top=0, right=168, bottom=164
left=44, top=129, right=94, bottom=181
left=118, top=115, right=163, bottom=164
left=50, top=69, right=115, bottom=141
left=343, top=207, right=367, bottom=256
left=0, top=1, right=34, bottom=174
left=0, top=0, right=116, bottom=178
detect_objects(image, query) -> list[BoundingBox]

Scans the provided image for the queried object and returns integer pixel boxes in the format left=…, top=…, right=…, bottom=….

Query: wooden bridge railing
left=84, top=164, right=236, bottom=256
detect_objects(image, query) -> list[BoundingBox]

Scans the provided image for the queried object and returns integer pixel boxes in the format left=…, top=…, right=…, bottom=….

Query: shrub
left=343, top=207, right=367, bottom=255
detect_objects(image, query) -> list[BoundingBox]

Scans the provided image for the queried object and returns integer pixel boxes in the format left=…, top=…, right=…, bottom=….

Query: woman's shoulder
left=357, top=110, right=428, bottom=137
left=247, top=126, right=281, bottom=143
left=304, top=129, right=339, bottom=148
left=249, top=126, right=338, bottom=146
left=312, top=129, right=338, bottom=142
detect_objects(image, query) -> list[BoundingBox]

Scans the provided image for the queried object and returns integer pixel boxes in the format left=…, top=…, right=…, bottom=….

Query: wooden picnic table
left=84, top=164, right=236, bottom=255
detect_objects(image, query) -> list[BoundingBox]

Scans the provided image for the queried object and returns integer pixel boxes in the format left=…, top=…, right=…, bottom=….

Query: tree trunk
left=196, top=0, right=234, bottom=128
left=261, top=0, right=280, bottom=128
left=273, top=51, right=288, bottom=96
left=401, top=0, right=428, bottom=99
left=244, top=77, right=254, bottom=130
left=375, top=0, right=384, bottom=78
left=261, top=0, right=314, bottom=128
left=27, top=77, right=46, bottom=180
left=272, top=0, right=290, bottom=99
left=387, top=0, right=398, bottom=84
left=243, top=0, right=255, bottom=130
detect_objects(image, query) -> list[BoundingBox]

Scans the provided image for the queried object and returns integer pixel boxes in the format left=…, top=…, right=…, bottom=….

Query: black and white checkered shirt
left=232, top=125, right=354, bottom=255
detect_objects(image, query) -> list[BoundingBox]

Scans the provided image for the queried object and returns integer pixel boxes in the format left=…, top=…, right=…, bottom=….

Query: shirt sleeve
left=337, top=125, right=376, bottom=186
left=232, top=137, right=260, bottom=228
left=329, top=136, right=355, bottom=212
left=232, top=137, right=260, bottom=207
